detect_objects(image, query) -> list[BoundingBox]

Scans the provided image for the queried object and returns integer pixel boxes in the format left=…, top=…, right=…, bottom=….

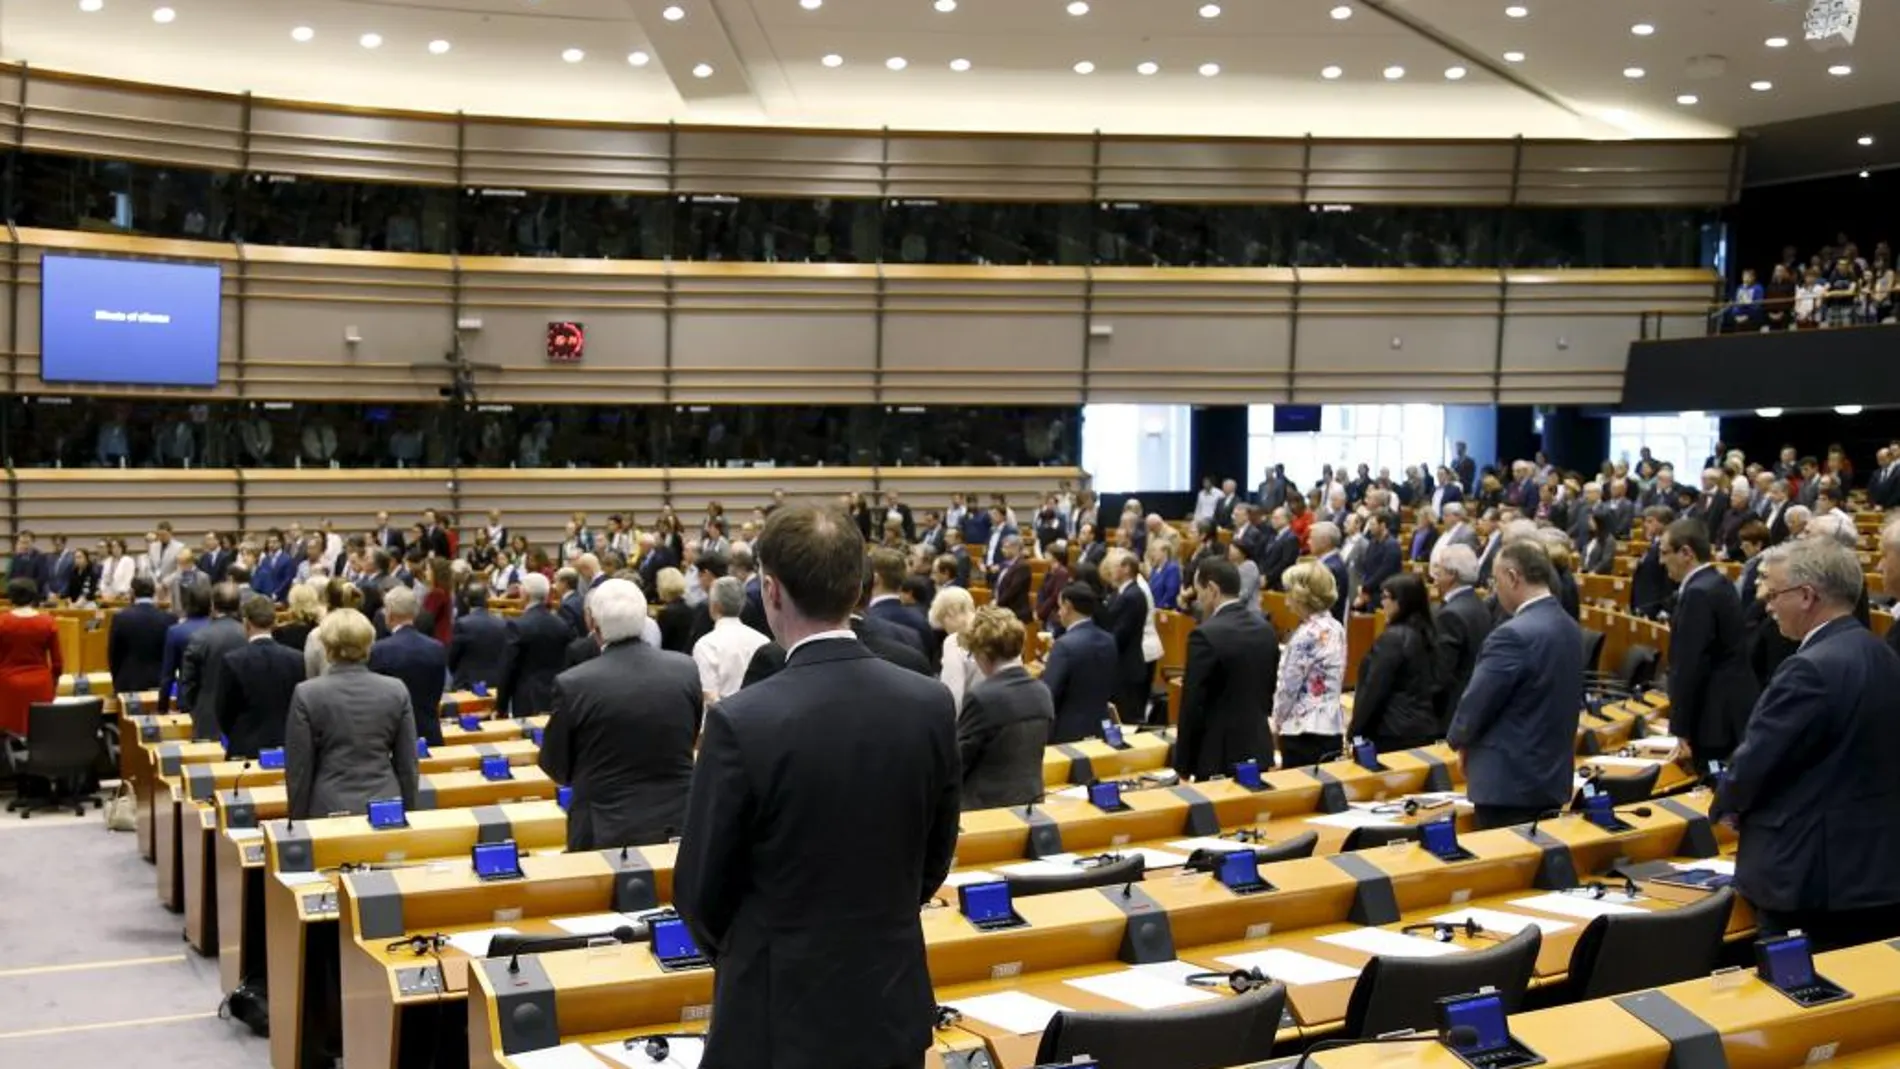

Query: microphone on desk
left=1524, top=807, right=1569, bottom=839
left=495, top=926, right=642, bottom=973
left=230, top=760, right=255, bottom=803
left=1293, top=1026, right=1478, bottom=1069
left=1309, top=750, right=1346, bottom=775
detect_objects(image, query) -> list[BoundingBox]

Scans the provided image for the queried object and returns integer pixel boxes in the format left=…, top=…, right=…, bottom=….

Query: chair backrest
left=1034, top=983, right=1286, bottom=1069
left=1252, top=830, right=1320, bottom=864
left=1341, top=824, right=1420, bottom=852
left=1565, top=887, right=1734, bottom=1001
left=1591, top=764, right=1661, bottom=806
left=1580, top=629, right=1607, bottom=673
left=1342, top=926, right=1541, bottom=1038
left=1005, top=854, right=1146, bottom=898
left=24, top=699, right=106, bottom=778
left=1615, top=644, right=1660, bottom=691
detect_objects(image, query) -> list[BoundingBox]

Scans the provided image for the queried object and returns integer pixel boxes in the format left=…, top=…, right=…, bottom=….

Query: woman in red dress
left=423, top=558, right=455, bottom=644
left=0, top=578, right=61, bottom=738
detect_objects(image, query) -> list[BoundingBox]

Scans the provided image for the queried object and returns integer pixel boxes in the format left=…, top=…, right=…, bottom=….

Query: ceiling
left=0, top=0, right=1889, bottom=141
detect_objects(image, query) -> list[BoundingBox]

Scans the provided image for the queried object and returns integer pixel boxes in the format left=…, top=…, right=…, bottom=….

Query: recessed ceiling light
left=886, top=56, right=907, bottom=70
left=1502, top=50, right=1525, bottom=62
left=936, top=0, right=957, bottom=9
left=1199, top=3, right=1221, bottom=16
left=79, top=0, right=103, bottom=11
left=664, top=5, right=687, bottom=20
left=692, top=62, right=714, bottom=77
left=1330, top=5, right=1352, bottom=19
left=428, top=39, right=451, bottom=54
left=1623, top=67, right=1645, bottom=79
left=821, top=53, right=843, bottom=67
left=1828, top=64, right=1852, bottom=76
left=1764, top=36, right=1787, bottom=48
left=151, top=6, right=174, bottom=22
left=291, top=25, right=315, bottom=42
left=1504, top=5, right=1528, bottom=17
left=1676, top=93, right=1698, bottom=105
left=1750, top=80, right=1772, bottom=91
left=1861, top=170, right=1872, bottom=179
left=1073, top=60, right=1095, bottom=74
left=1136, top=61, right=1159, bottom=75
left=1321, top=64, right=1343, bottom=79
left=1835, top=405, right=1864, bottom=416
left=1199, top=62, right=1221, bottom=76
left=1445, top=66, right=1467, bottom=80
left=1067, top=0, right=1090, bottom=14
left=1754, top=407, right=1783, bottom=418
left=359, top=32, right=382, bottom=48
left=1383, top=65, right=1405, bottom=80
left=800, top=0, right=821, bottom=8
left=950, top=57, right=972, bottom=71
left=1859, top=136, right=1876, bottom=146
left=1630, top=23, right=1654, bottom=35
left=628, top=50, right=651, bottom=65
left=562, top=48, right=585, bottom=62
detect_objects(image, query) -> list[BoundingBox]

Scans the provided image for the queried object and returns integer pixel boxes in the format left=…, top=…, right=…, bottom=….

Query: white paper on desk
left=509, top=1043, right=609, bottom=1069
left=591, top=1038, right=703, bottom=1069
left=278, top=871, right=327, bottom=887
left=1319, top=927, right=1467, bottom=958
left=948, top=991, right=1072, bottom=1035
left=1510, top=892, right=1647, bottom=919
left=997, top=860, right=1080, bottom=878
left=1304, top=809, right=1403, bottom=830
left=1429, top=907, right=1575, bottom=936
left=445, top=927, right=519, bottom=957
left=1051, top=785, right=1089, bottom=801
left=1674, top=858, right=1736, bottom=876
left=1064, top=963, right=1218, bottom=1010
left=1629, top=735, right=1680, bottom=752
left=549, top=913, right=646, bottom=937
left=1216, top=948, right=1362, bottom=986
left=1584, top=756, right=1664, bottom=770
left=941, top=870, right=1001, bottom=888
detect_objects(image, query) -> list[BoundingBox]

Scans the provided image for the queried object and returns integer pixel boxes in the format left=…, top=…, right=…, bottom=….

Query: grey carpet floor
left=0, top=800, right=271, bottom=1068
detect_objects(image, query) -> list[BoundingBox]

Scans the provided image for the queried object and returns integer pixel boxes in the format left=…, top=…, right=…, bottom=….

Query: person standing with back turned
left=1447, top=541, right=1581, bottom=830
left=675, top=504, right=960, bottom=1069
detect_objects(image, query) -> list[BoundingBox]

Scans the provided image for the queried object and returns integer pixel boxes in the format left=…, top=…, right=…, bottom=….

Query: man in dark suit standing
left=1042, top=583, right=1121, bottom=743
left=1448, top=542, right=1581, bottom=830
left=108, top=577, right=175, bottom=695
left=499, top=573, right=569, bottom=718
left=1429, top=544, right=1493, bottom=732
left=1715, top=538, right=1900, bottom=950
left=1630, top=506, right=1679, bottom=618
left=1102, top=548, right=1152, bottom=726
left=731, top=544, right=771, bottom=637
left=990, top=535, right=1033, bottom=623
left=1212, top=479, right=1241, bottom=531
left=373, top=510, right=404, bottom=553
left=1256, top=465, right=1289, bottom=511
left=7, top=531, right=49, bottom=600
left=1353, top=510, right=1400, bottom=609
left=1451, top=442, right=1477, bottom=494
left=418, top=508, right=452, bottom=560
left=740, top=612, right=930, bottom=687
left=180, top=584, right=247, bottom=742
left=1258, top=508, right=1301, bottom=593
left=915, top=510, right=948, bottom=556
left=865, top=548, right=932, bottom=651
left=675, top=505, right=958, bottom=1069
left=1873, top=445, right=1900, bottom=510
left=541, top=578, right=702, bottom=850
left=1309, top=523, right=1350, bottom=623
left=447, top=585, right=513, bottom=692
left=367, top=586, right=447, bottom=747
left=1034, top=544, right=1072, bottom=633
left=1430, top=468, right=1464, bottom=515
left=1660, top=518, right=1759, bottom=776
left=212, top=595, right=306, bottom=759
left=554, top=569, right=587, bottom=637
left=635, top=536, right=676, bottom=601
left=1174, top=559, right=1280, bottom=781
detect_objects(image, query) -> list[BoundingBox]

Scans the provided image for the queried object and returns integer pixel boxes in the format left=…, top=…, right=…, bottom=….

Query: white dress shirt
left=101, top=555, right=138, bottom=600
left=939, top=632, right=978, bottom=708
left=693, top=617, right=772, bottom=702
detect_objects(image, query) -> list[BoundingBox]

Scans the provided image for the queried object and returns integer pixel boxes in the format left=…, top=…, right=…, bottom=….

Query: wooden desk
left=1039, top=730, right=1172, bottom=788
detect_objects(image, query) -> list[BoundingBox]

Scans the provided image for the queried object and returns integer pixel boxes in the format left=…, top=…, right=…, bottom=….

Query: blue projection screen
left=40, top=255, right=223, bottom=387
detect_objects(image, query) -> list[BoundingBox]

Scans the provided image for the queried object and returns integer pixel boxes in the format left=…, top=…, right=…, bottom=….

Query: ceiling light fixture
left=1383, top=65, right=1405, bottom=79
left=664, top=5, right=687, bottom=20
left=151, top=6, right=175, bottom=22
left=1067, top=0, right=1090, bottom=14
left=1828, top=64, right=1852, bottom=76
left=429, top=39, right=451, bottom=54
left=692, top=62, right=714, bottom=77
left=562, top=48, right=584, bottom=62
left=1073, top=60, right=1095, bottom=74
left=1835, top=405, right=1864, bottom=416
left=1750, top=80, right=1772, bottom=91
left=936, top=0, right=957, bottom=9
left=1764, top=36, right=1787, bottom=48
left=360, top=32, right=382, bottom=48
left=800, top=0, right=822, bottom=8
left=1505, top=5, right=1528, bottom=17
left=1330, top=5, right=1352, bottom=19
left=1321, top=64, right=1343, bottom=79
left=291, top=26, right=315, bottom=42
left=1754, top=407, right=1782, bottom=418
left=1199, top=3, right=1222, bottom=16
left=1859, top=136, right=1875, bottom=146
left=1624, top=67, right=1645, bottom=79
left=821, top=53, right=843, bottom=67
left=79, top=0, right=103, bottom=11
left=887, top=56, right=908, bottom=69
left=1445, top=66, right=1467, bottom=80
left=1631, top=22, right=1654, bottom=35
left=950, top=57, right=972, bottom=71
left=628, top=50, right=651, bottom=65
left=1199, top=62, right=1221, bottom=76
left=1862, top=171, right=1872, bottom=179
left=1502, top=50, right=1525, bottom=62
left=1676, top=93, right=1697, bottom=105
left=1137, top=61, right=1159, bottom=75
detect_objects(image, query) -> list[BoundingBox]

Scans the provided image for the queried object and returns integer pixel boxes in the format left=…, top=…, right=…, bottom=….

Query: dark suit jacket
left=1104, top=583, right=1149, bottom=687
left=558, top=590, right=586, bottom=637
left=741, top=618, right=931, bottom=687
left=957, top=665, right=1053, bottom=810
left=1716, top=617, right=1900, bottom=913
left=1432, top=588, right=1493, bottom=730
left=992, top=560, right=1032, bottom=623
left=108, top=602, right=175, bottom=695
left=741, top=576, right=770, bottom=637
left=1475, top=534, right=1503, bottom=588
left=1350, top=619, right=1439, bottom=747
left=1320, top=552, right=1350, bottom=624
left=674, top=638, right=959, bottom=1069
left=1629, top=544, right=1678, bottom=619
left=1359, top=536, right=1400, bottom=600
left=367, top=627, right=447, bottom=747
left=866, top=598, right=932, bottom=655
left=214, top=636, right=306, bottom=758
left=541, top=640, right=701, bottom=851
left=1408, top=526, right=1439, bottom=564
left=1259, top=530, right=1301, bottom=592
left=1174, top=602, right=1280, bottom=780
left=1041, top=618, right=1120, bottom=743
left=657, top=600, right=698, bottom=655
left=565, top=633, right=601, bottom=669
left=447, top=610, right=512, bottom=691
left=1447, top=597, right=1580, bottom=809
left=1035, top=562, right=1072, bottom=628
left=500, top=605, right=570, bottom=717
left=1581, top=537, right=1616, bottom=576
left=1453, top=455, right=1476, bottom=493
left=1666, top=566, right=1760, bottom=755
left=181, top=617, right=248, bottom=742
left=637, top=546, right=677, bottom=599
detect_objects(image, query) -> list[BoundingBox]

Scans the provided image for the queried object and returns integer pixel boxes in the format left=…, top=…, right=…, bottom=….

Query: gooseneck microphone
left=1293, top=1026, right=1478, bottom=1069
left=1524, top=808, right=1568, bottom=839
left=230, top=760, right=255, bottom=803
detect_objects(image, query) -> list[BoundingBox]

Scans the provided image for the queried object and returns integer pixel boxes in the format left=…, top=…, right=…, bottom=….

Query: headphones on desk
left=1222, top=827, right=1271, bottom=844
left=1402, top=918, right=1486, bottom=943
left=1186, top=966, right=1273, bottom=994
left=934, top=1005, right=965, bottom=1031
left=1371, top=799, right=1425, bottom=817
left=1576, top=877, right=1642, bottom=900
left=1074, top=852, right=1127, bottom=869
left=626, top=1034, right=705, bottom=1065
left=384, top=932, right=449, bottom=956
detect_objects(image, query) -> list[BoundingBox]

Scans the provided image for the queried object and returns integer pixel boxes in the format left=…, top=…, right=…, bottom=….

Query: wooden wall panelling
left=456, top=470, right=669, bottom=552
left=459, top=120, right=671, bottom=193
left=672, top=130, right=883, bottom=198
left=0, top=67, right=23, bottom=149
left=13, top=471, right=239, bottom=544
left=1499, top=269, right=1719, bottom=405
left=1304, top=142, right=1516, bottom=205
left=17, top=72, right=244, bottom=170
left=240, top=469, right=460, bottom=540
left=879, top=468, right=1088, bottom=510
left=669, top=264, right=880, bottom=404
left=1093, top=138, right=1304, bottom=203
left=1514, top=141, right=1736, bottom=206
left=1292, top=269, right=1502, bottom=402
left=245, top=103, right=458, bottom=185
left=883, top=135, right=1096, bottom=201
left=881, top=266, right=1088, bottom=405
left=667, top=468, right=878, bottom=519
left=458, top=258, right=669, bottom=404
left=1086, top=268, right=1296, bottom=402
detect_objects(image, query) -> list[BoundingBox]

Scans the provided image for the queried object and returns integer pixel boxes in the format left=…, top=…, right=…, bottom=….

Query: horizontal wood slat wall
left=8, top=467, right=1085, bottom=550
left=2, top=229, right=1717, bottom=406
left=3, top=63, right=1743, bottom=207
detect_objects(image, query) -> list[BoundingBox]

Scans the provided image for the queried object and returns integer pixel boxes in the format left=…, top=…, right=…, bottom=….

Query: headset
left=384, top=932, right=450, bottom=956
left=1222, top=827, right=1272, bottom=844
left=1402, top=918, right=1486, bottom=943
left=934, top=1005, right=965, bottom=1031
left=1074, top=852, right=1127, bottom=869
left=624, top=1033, right=708, bottom=1065
left=1575, top=877, right=1642, bottom=900
left=1371, top=799, right=1424, bottom=817
left=1185, top=966, right=1273, bottom=994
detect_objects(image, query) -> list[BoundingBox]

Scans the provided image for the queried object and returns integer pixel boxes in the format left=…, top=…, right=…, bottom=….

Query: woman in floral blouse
left=1272, top=561, right=1347, bottom=768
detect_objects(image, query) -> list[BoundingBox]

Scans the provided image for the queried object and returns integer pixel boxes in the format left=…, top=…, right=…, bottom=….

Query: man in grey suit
left=1447, top=541, right=1581, bottom=830
left=1429, top=543, right=1493, bottom=732
left=180, top=583, right=247, bottom=742
left=957, top=607, right=1054, bottom=810
left=1439, top=502, right=1478, bottom=551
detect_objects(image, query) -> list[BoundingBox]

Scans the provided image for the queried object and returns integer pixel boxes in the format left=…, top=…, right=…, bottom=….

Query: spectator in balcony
left=1795, top=267, right=1826, bottom=329
left=1824, top=259, right=1860, bottom=328
left=1874, top=255, right=1896, bottom=323
left=1725, top=268, right=1764, bottom=333
left=1763, top=264, right=1797, bottom=331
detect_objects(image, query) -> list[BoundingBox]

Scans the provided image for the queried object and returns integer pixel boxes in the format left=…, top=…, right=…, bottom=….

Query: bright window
left=1608, top=412, right=1720, bottom=475
left=1247, top=404, right=1446, bottom=494
left=1081, top=404, right=1193, bottom=492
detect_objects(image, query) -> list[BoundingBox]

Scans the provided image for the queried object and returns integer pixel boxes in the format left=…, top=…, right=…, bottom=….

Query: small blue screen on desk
left=531, top=727, right=545, bottom=747
left=651, top=917, right=701, bottom=962
left=959, top=881, right=1013, bottom=924
left=416, top=738, right=430, bottom=758
left=1762, top=935, right=1815, bottom=988
left=1444, top=993, right=1509, bottom=1052
left=1088, top=781, right=1122, bottom=810
left=1217, top=849, right=1261, bottom=890
left=1421, top=818, right=1459, bottom=859
left=1101, top=721, right=1123, bottom=747
left=1352, top=739, right=1380, bottom=771
left=1582, top=792, right=1615, bottom=825
left=1234, top=760, right=1262, bottom=789
left=459, top=713, right=481, bottom=732
left=471, top=840, right=521, bottom=879
left=257, top=747, right=286, bottom=770
left=480, top=755, right=512, bottom=781
left=367, top=799, right=406, bottom=829
left=557, top=785, right=573, bottom=811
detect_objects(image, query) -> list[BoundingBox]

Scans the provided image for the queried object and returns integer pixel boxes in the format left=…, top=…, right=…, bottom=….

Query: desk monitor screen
left=1088, top=781, right=1123, bottom=811
left=480, top=754, right=513, bottom=781
left=1101, top=720, right=1124, bottom=748
left=556, top=785, right=573, bottom=812
left=1234, top=759, right=1263, bottom=789
left=471, top=840, right=523, bottom=881
left=472, top=681, right=490, bottom=698
left=1758, top=934, right=1816, bottom=989
left=1216, top=849, right=1265, bottom=893
left=1441, top=992, right=1511, bottom=1054
left=958, top=880, right=1014, bottom=926
left=416, top=738, right=430, bottom=759
left=1581, top=791, right=1615, bottom=826
left=257, top=747, right=286, bottom=770
left=1421, top=818, right=1461, bottom=860
left=650, top=916, right=703, bottom=966
left=367, top=798, right=407, bottom=829
left=1352, top=738, right=1382, bottom=772
left=459, top=713, right=481, bottom=732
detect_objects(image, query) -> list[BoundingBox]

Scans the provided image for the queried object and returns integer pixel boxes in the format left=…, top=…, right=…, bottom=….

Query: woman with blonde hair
left=274, top=581, right=323, bottom=653
left=284, top=608, right=419, bottom=820
left=654, top=566, right=695, bottom=654
left=1272, top=561, right=1347, bottom=768
left=956, top=606, right=1053, bottom=810
left=305, top=579, right=364, bottom=679
left=928, top=585, right=979, bottom=707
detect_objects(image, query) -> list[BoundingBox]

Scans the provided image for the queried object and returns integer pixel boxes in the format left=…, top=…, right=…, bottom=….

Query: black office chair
left=1249, top=829, right=1320, bottom=865
left=1005, top=854, right=1146, bottom=899
left=6, top=698, right=108, bottom=819
left=1034, top=982, right=1286, bottom=1069
left=1587, top=763, right=1661, bottom=806
left=1341, top=926, right=1540, bottom=1039
left=1614, top=644, right=1660, bottom=692
left=1579, top=629, right=1607, bottom=674
left=1558, top=887, right=1734, bottom=1001
left=1340, top=824, right=1420, bottom=852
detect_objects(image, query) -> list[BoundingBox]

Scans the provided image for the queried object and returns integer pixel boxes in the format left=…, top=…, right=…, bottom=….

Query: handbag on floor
left=104, top=783, right=136, bottom=832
